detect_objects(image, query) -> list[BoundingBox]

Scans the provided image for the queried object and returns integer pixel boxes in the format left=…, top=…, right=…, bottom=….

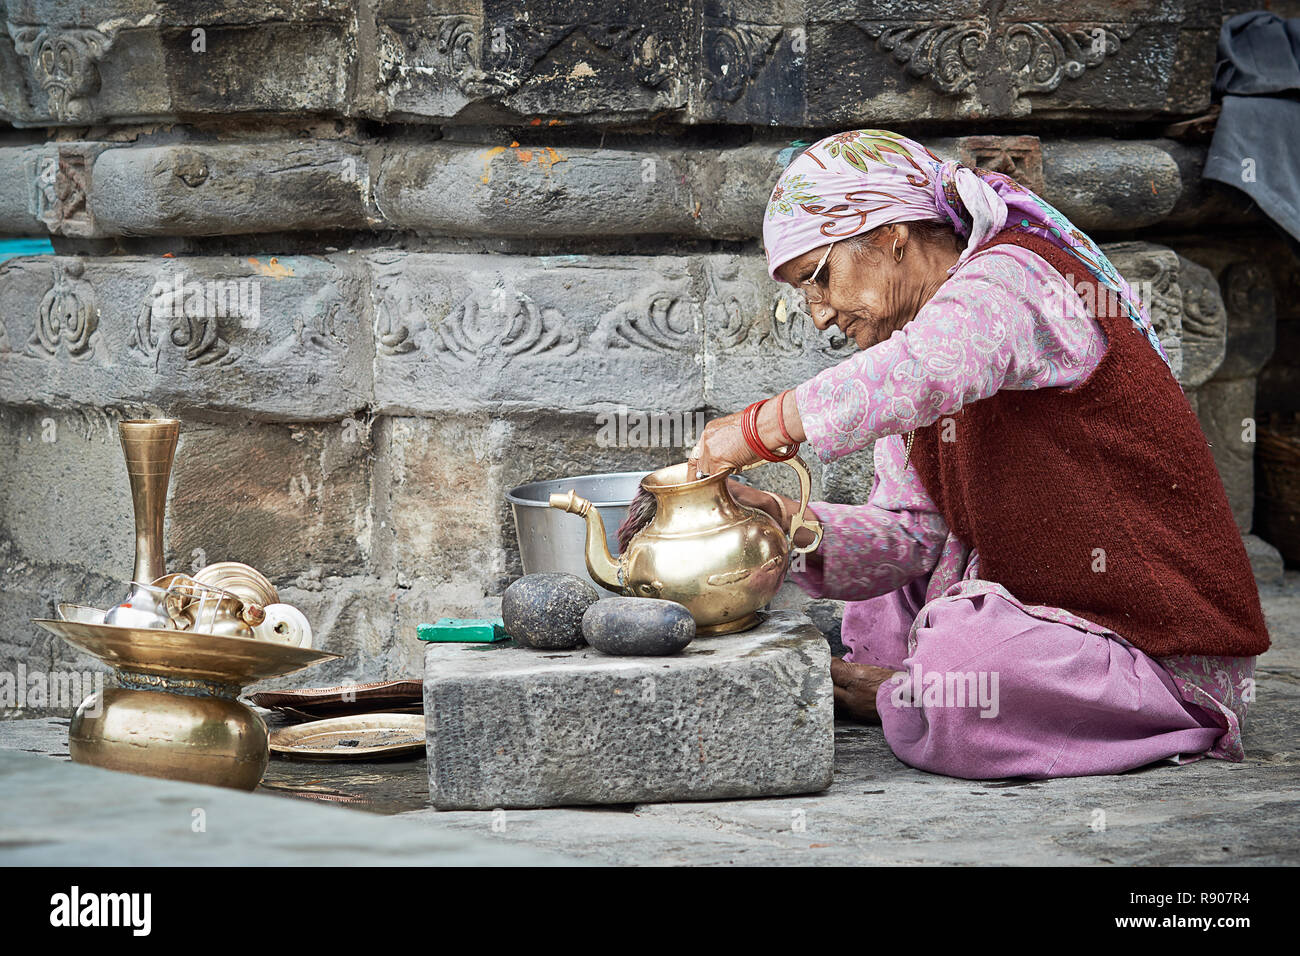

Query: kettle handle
left=738, top=454, right=824, bottom=555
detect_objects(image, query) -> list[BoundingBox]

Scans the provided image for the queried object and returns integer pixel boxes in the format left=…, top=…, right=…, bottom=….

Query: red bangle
left=776, top=390, right=798, bottom=448
left=741, top=398, right=797, bottom=462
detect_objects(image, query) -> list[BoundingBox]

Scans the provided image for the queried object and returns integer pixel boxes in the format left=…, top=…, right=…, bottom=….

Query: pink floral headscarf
left=762, top=129, right=1169, bottom=363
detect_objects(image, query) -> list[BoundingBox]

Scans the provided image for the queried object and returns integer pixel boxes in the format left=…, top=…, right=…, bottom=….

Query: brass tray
left=33, top=618, right=340, bottom=687
left=269, top=714, right=427, bottom=760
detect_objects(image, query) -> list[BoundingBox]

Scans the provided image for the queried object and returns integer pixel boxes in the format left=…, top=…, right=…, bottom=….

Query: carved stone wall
left=1, top=0, right=1293, bottom=709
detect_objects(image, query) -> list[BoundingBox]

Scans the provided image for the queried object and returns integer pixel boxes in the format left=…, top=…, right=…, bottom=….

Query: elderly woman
left=691, top=130, right=1270, bottom=780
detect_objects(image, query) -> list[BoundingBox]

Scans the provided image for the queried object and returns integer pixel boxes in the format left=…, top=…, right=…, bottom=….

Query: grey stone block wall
left=1, top=0, right=1291, bottom=712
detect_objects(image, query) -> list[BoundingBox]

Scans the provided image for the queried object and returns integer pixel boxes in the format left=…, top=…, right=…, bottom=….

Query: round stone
left=582, top=598, right=696, bottom=656
left=502, top=573, right=601, bottom=650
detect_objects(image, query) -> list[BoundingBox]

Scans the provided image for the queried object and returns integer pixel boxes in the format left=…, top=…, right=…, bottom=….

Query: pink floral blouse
left=791, top=243, right=1255, bottom=761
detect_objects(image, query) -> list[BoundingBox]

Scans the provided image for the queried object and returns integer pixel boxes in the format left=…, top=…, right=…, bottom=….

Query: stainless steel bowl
left=506, top=471, right=649, bottom=597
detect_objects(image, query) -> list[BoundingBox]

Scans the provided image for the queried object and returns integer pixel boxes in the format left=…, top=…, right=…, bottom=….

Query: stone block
left=372, top=412, right=682, bottom=592
left=376, top=143, right=700, bottom=238
left=1173, top=254, right=1226, bottom=388
left=166, top=419, right=372, bottom=581
left=1101, top=241, right=1184, bottom=383
left=821, top=449, right=876, bottom=506
left=0, top=406, right=137, bottom=577
left=0, top=5, right=354, bottom=127
left=367, top=251, right=706, bottom=414
left=804, top=0, right=1219, bottom=125
left=0, top=145, right=55, bottom=235
left=90, top=143, right=377, bottom=237
left=1195, top=377, right=1257, bottom=532
left=935, top=137, right=1185, bottom=231
left=0, top=254, right=373, bottom=421
left=1217, top=262, right=1277, bottom=381
left=370, top=414, right=513, bottom=588
left=1037, top=139, right=1181, bottom=231
left=1258, top=322, right=1300, bottom=419
left=423, top=609, right=834, bottom=809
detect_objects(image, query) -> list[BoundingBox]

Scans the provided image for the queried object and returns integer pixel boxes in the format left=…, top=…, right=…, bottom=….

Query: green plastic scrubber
left=417, top=617, right=509, bottom=643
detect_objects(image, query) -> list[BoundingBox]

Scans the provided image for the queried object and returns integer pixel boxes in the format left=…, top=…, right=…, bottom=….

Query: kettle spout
left=548, top=490, right=623, bottom=594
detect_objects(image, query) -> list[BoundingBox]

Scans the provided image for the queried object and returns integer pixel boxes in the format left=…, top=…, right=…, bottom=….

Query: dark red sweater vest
left=909, top=229, right=1269, bottom=659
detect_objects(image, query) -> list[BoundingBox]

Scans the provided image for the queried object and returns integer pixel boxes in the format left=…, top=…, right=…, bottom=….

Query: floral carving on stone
left=30, top=261, right=100, bottom=359
left=857, top=18, right=1130, bottom=113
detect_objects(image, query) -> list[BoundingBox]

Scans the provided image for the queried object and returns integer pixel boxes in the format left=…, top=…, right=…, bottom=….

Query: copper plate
left=33, top=618, right=339, bottom=687
left=248, top=680, right=423, bottom=718
left=269, top=714, right=427, bottom=760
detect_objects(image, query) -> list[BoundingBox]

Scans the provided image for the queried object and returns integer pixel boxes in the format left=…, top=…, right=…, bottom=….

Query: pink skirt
left=842, top=579, right=1233, bottom=779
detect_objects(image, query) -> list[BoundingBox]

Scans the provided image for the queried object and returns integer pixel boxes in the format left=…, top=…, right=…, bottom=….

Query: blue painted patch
left=0, top=238, right=54, bottom=264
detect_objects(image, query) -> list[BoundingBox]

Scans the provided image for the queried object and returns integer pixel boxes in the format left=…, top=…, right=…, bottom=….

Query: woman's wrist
left=757, top=390, right=807, bottom=450
left=765, top=490, right=817, bottom=550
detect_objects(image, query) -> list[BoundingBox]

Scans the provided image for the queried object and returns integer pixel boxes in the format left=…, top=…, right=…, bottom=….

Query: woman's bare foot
left=830, top=658, right=903, bottom=723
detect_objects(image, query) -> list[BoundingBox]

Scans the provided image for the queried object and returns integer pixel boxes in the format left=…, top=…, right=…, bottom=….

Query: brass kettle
left=548, top=456, right=823, bottom=635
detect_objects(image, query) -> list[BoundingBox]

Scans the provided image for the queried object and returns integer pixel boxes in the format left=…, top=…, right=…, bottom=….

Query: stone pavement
left=4, top=574, right=1297, bottom=866
left=0, top=747, right=574, bottom=866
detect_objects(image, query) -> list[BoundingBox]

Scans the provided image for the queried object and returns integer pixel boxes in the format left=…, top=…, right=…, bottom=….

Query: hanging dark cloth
left=1204, top=11, right=1300, bottom=242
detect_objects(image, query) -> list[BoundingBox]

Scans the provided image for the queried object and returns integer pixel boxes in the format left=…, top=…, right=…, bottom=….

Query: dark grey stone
left=581, top=597, right=694, bottom=656
left=501, top=572, right=599, bottom=649
left=1217, top=262, right=1278, bottom=381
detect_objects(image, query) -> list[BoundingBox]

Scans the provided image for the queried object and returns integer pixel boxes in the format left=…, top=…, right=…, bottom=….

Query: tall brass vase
left=119, top=418, right=180, bottom=585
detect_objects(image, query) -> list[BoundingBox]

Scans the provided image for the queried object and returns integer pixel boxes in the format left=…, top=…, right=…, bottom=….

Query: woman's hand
left=688, top=393, right=807, bottom=479
left=726, top=479, right=819, bottom=550
left=727, top=479, right=787, bottom=523
left=688, top=410, right=758, bottom=478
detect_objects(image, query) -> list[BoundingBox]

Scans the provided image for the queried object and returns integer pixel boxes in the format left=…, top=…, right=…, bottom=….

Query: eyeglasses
left=793, top=243, right=834, bottom=312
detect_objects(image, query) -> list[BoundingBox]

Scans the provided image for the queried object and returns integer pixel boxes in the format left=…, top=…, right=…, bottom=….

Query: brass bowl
left=71, top=687, right=269, bottom=791
left=34, top=618, right=339, bottom=790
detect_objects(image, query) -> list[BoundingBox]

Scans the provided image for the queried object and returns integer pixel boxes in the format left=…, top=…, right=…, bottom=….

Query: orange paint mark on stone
left=530, top=118, right=542, bottom=126
left=247, top=256, right=294, bottom=279
left=536, top=146, right=566, bottom=173
left=484, top=142, right=569, bottom=180
left=479, top=145, right=507, bottom=183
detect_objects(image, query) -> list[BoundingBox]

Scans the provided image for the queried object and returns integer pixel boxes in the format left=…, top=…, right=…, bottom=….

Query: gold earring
left=893, top=237, right=904, bottom=263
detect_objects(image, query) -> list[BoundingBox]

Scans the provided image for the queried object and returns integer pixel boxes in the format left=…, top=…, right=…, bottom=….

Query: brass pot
left=70, top=684, right=269, bottom=791
left=549, top=456, right=823, bottom=635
